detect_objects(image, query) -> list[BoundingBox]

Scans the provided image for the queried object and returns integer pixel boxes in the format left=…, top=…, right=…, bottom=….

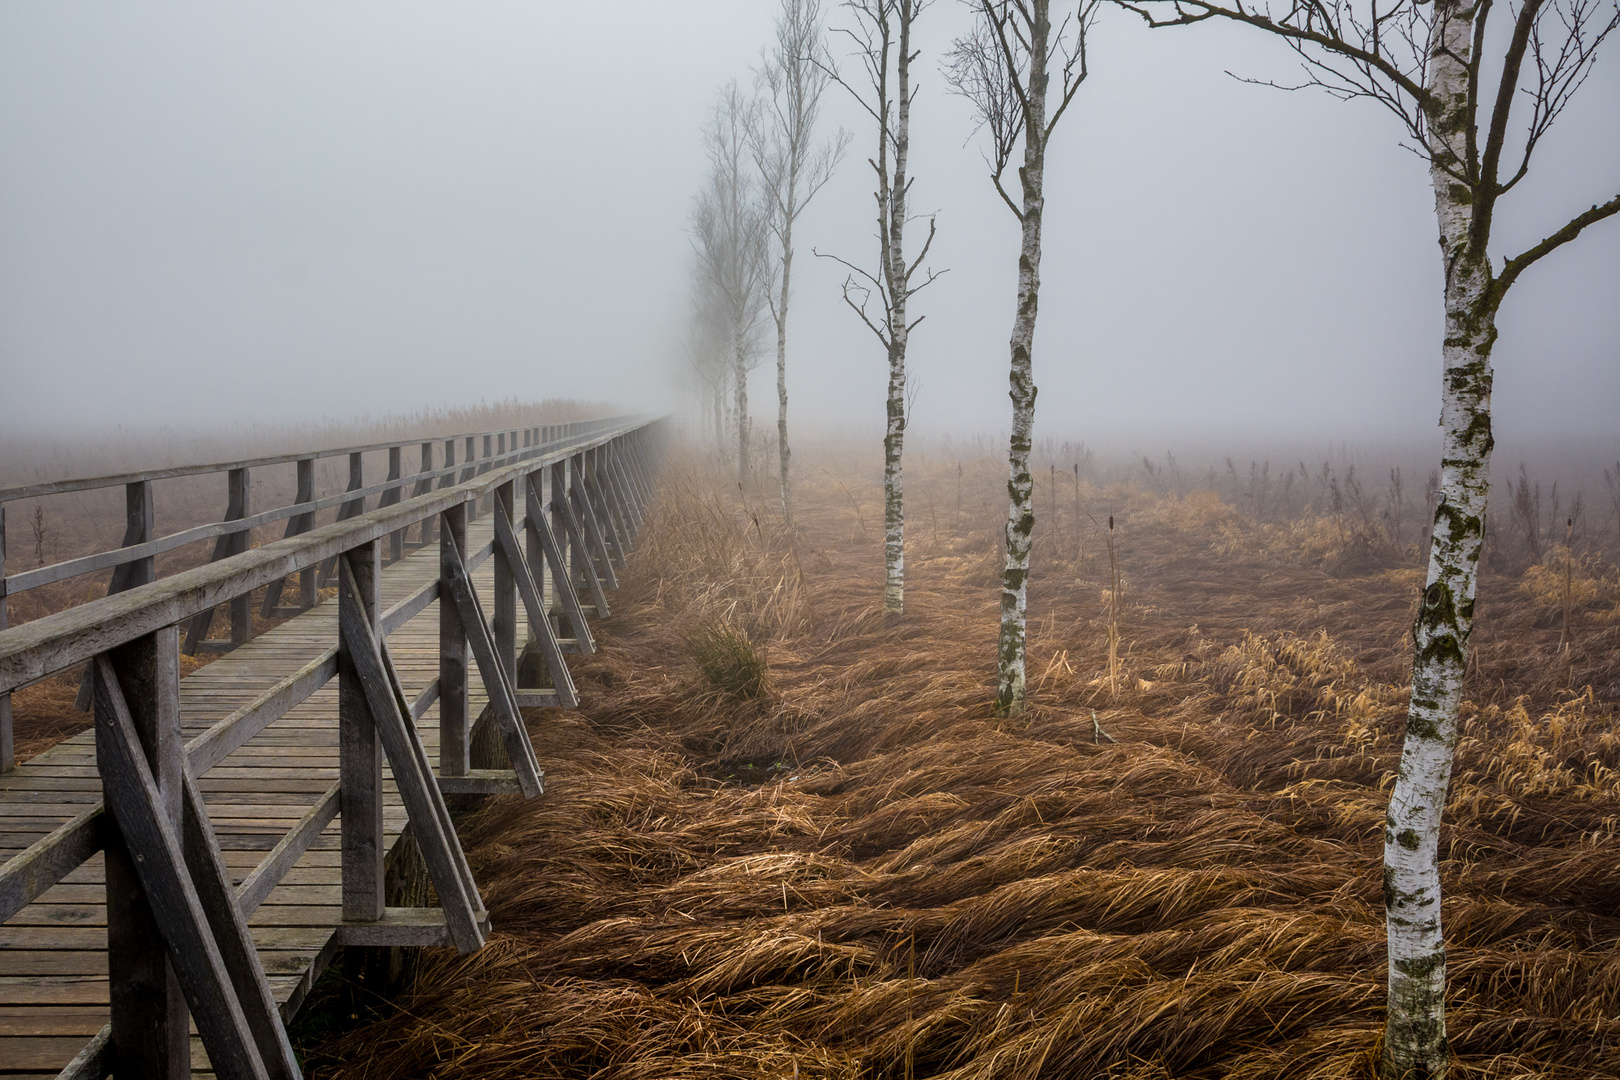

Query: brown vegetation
left=268, top=445, right=1620, bottom=1076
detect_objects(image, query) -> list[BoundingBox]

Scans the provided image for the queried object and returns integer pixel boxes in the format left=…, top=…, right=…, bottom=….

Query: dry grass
left=296, top=444, right=1620, bottom=1078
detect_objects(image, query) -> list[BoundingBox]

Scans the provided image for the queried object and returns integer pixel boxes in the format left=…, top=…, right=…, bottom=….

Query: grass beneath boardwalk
left=305, top=446, right=1620, bottom=1080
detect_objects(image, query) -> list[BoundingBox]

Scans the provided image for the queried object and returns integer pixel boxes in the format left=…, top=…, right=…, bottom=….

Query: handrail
left=0, top=415, right=634, bottom=503
left=0, top=414, right=667, bottom=1078
left=0, top=418, right=646, bottom=694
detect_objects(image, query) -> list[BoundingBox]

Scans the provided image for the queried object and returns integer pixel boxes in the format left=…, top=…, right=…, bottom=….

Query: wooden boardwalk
left=0, top=520, right=505, bottom=1077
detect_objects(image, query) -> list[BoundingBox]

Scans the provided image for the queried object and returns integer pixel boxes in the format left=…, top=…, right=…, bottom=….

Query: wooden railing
left=0, top=416, right=634, bottom=772
left=0, top=416, right=665, bottom=1079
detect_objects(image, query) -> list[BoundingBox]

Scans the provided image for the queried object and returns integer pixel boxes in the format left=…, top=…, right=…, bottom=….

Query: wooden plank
left=338, top=544, right=384, bottom=927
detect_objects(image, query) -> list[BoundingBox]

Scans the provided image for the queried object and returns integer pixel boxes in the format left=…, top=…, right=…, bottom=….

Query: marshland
left=2, top=1, right=1617, bottom=1079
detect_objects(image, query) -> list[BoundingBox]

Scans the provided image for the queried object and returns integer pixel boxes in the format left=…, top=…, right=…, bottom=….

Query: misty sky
left=2, top=2, right=1616, bottom=454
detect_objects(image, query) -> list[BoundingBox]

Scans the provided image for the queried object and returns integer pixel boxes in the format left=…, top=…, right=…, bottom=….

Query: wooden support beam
left=438, top=505, right=469, bottom=779
left=526, top=473, right=594, bottom=656
left=1, top=504, right=9, bottom=773
left=178, top=770, right=302, bottom=1079
left=183, top=467, right=251, bottom=655
left=96, top=629, right=189, bottom=1079
left=493, top=500, right=578, bottom=708
left=336, top=554, right=487, bottom=953
left=93, top=649, right=275, bottom=1080
left=381, top=445, right=404, bottom=564
left=551, top=461, right=610, bottom=619
left=491, top=481, right=518, bottom=686
left=414, top=441, right=436, bottom=545
left=438, top=530, right=544, bottom=798
left=316, top=452, right=366, bottom=588
left=339, top=540, right=384, bottom=925
left=261, top=459, right=317, bottom=618
left=570, top=458, right=619, bottom=590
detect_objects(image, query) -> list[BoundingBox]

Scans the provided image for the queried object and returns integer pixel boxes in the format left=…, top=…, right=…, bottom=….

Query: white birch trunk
left=735, top=340, right=751, bottom=487
left=1383, top=4, right=1497, bottom=1075
left=995, top=5, right=1051, bottom=715
left=881, top=5, right=914, bottom=616
left=777, top=220, right=795, bottom=524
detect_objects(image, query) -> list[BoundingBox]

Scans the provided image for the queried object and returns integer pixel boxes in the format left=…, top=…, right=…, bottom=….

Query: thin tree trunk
left=777, top=220, right=794, bottom=524
left=735, top=344, right=750, bottom=487
left=995, top=5, right=1051, bottom=716
left=882, top=4, right=914, bottom=616
left=1383, top=6, right=1497, bottom=1076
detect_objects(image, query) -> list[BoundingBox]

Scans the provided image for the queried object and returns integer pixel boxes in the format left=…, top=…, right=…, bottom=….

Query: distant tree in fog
left=1117, top=0, right=1619, bottom=1072
left=683, top=275, right=735, bottom=461
left=946, top=0, right=1098, bottom=715
left=751, top=0, right=851, bottom=526
left=691, top=80, right=773, bottom=486
left=817, top=0, right=944, bottom=615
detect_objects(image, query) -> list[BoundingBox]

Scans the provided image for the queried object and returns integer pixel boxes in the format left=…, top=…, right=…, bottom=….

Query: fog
left=2, top=2, right=1616, bottom=460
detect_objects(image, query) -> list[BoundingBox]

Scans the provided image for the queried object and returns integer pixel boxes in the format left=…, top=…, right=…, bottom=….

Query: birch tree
left=1116, top=0, right=1619, bottom=1073
left=818, top=0, right=944, bottom=614
left=947, top=0, right=1098, bottom=716
left=753, top=0, right=852, bottom=525
left=692, top=81, right=773, bottom=487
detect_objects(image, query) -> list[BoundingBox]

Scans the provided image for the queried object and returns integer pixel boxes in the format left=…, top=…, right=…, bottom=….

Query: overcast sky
left=2, top=2, right=1616, bottom=456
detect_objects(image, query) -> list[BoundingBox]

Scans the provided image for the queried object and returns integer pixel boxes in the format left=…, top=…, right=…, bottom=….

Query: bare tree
left=682, top=274, right=736, bottom=461
left=818, top=0, right=945, bottom=614
left=691, top=81, right=774, bottom=486
left=753, top=0, right=852, bottom=525
left=1116, top=0, right=1619, bottom=1073
left=948, top=0, right=1097, bottom=715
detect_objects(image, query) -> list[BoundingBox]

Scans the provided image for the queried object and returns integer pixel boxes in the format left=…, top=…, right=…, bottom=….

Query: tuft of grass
left=689, top=624, right=770, bottom=699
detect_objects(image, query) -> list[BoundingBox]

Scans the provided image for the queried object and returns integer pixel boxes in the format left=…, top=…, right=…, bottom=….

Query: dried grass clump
left=690, top=623, right=772, bottom=699
left=306, top=443, right=1620, bottom=1080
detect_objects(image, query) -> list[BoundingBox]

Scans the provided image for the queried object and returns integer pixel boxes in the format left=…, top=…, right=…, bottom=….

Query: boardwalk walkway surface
left=0, top=520, right=505, bottom=1077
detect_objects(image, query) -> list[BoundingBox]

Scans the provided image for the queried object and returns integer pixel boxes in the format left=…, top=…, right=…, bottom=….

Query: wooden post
left=524, top=468, right=545, bottom=667
left=463, top=437, right=478, bottom=520
left=184, top=467, right=252, bottom=653
left=263, top=459, right=317, bottom=616
left=76, top=481, right=157, bottom=710
left=492, top=480, right=518, bottom=687
left=415, top=441, right=436, bottom=546
left=339, top=540, right=384, bottom=925
left=0, top=503, right=10, bottom=773
left=316, top=453, right=366, bottom=588
left=99, top=626, right=189, bottom=1080
left=227, top=469, right=253, bottom=646
left=382, top=445, right=404, bottom=564
left=439, top=503, right=469, bottom=778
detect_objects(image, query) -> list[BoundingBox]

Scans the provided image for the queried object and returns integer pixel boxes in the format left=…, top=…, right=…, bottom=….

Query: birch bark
left=882, top=3, right=914, bottom=615
left=994, top=45, right=1047, bottom=712
left=1383, top=5, right=1494, bottom=1074
left=777, top=232, right=794, bottom=521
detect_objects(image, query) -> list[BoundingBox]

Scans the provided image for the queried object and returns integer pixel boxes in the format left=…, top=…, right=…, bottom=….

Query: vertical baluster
left=417, top=441, right=437, bottom=546
left=98, top=626, right=189, bottom=1079
left=492, top=480, right=517, bottom=684
left=439, top=504, right=469, bottom=778
left=75, top=481, right=156, bottom=711
left=383, top=445, right=404, bottom=564
left=339, top=539, right=384, bottom=925
left=227, top=469, right=253, bottom=646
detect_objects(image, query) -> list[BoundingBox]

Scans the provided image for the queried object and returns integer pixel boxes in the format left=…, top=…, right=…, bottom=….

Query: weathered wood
left=335, top=557, right=484, bottom=953
left=1, top=504, right=8, bottom=774
left=491, top=482, right=518, bottom=686
left=414, top=442, right=436, bottom=546
left=338, top=542, right=384, bottom=926
left=436, top=770, right=531, bottom=796
left=234, top=783, right=339, bottom=917
left=184, top=468, right=252, bottom=656
left=493, top=502, right=577, bottom=708
left=438, top=507, right=469, bottom=779
left=96, top=629, right=188, bottom=1080
left=93, top=653, right=271, bottom=1080
left=551, top=462, right=609, bottom=619
left=262, top=459, right=317, bottom=619
left=585, top=451, right=628, bottom=571
left=570, top=460, right=619, bottom=591
left=316, top=454, right=366, bottom=590
left=438, top=532, right=543, bottom=798
left=178, top=771, right=301, bottom=1080
left=0, top=807, right=103, bottom=925
left=337, top=907, right=452, bottom=948
left=381, top=446, right=404, bottom=565
left=1, top=425, right=648, bottom=695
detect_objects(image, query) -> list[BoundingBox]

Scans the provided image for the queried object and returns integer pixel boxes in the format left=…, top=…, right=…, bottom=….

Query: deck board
left=0, top=522, right=514, bottom=1076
